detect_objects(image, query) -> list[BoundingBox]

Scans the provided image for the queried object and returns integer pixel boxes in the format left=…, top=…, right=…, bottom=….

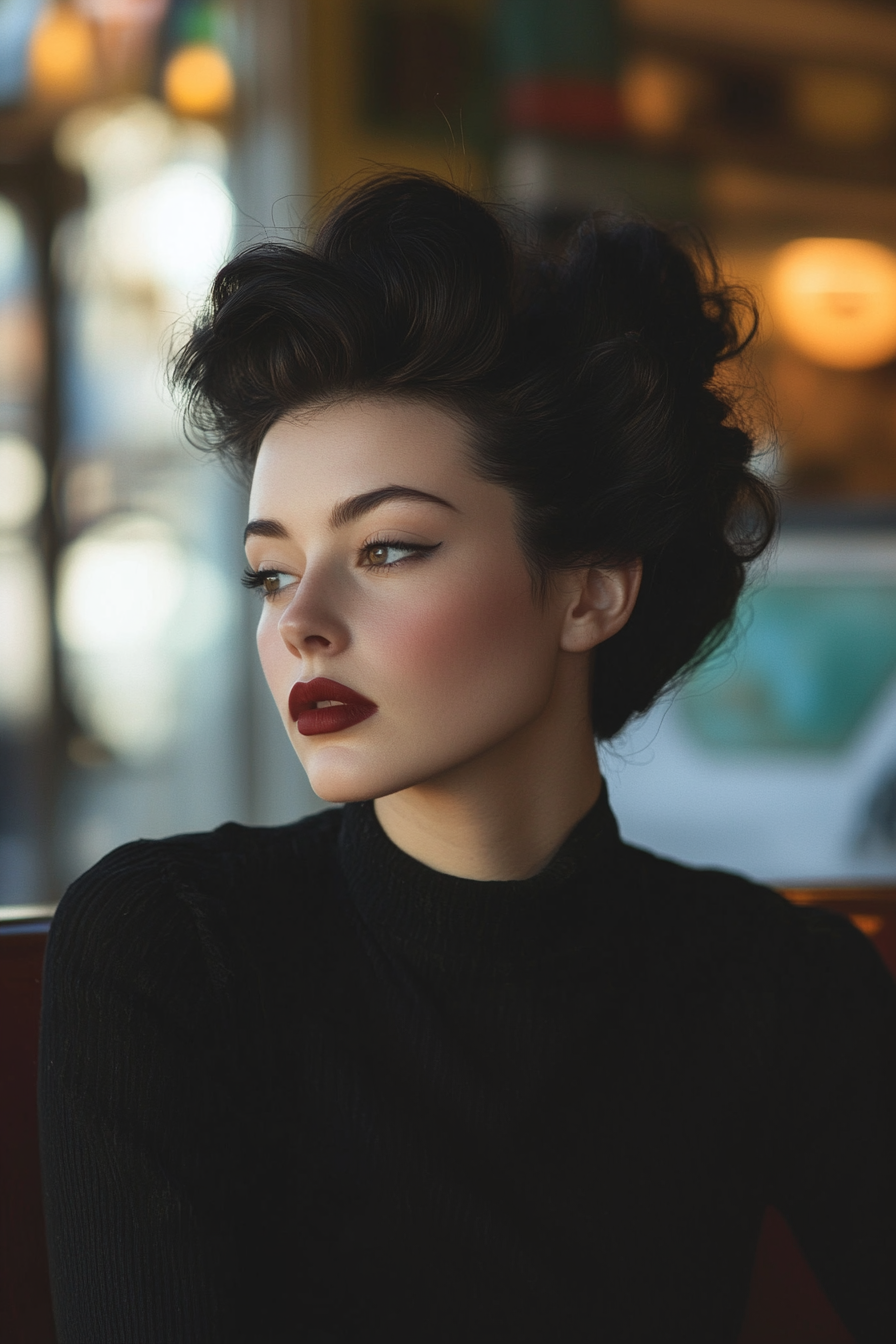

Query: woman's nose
left=276, top=575, right=349, bottom=657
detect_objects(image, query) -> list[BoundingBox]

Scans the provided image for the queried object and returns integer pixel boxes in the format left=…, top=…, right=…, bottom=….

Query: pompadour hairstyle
left=172, top=171, right=776, bottom=739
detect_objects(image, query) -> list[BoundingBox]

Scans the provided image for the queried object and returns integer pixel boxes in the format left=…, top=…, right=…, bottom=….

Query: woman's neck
left=373, top=704, right=603, bottom=882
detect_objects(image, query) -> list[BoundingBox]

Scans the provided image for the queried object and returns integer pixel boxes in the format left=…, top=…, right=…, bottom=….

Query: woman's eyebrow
left=329, top=486, right=457, bottom=529
left=244, top=518, right=289, bottom=543
left=244, top=487, right=457, bottom=544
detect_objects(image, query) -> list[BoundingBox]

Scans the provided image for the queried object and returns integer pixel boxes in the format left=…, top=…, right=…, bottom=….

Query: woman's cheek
left=364, top=598, right=459, bottom=686
left=369, top=574, right=538, bottom=697
left=256, top=614, right=293, bottom=711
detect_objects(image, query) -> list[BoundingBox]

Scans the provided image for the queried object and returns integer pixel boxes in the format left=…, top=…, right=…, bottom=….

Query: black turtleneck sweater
left=38, top=792, right=896, bottom=1343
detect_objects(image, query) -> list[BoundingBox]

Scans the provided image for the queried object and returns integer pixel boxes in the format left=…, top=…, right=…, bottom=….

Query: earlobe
left=560, top=561, right=642, bottom=653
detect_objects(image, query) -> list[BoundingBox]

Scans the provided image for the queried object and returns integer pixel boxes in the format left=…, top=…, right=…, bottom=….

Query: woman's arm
left=38, top=842, right=261, bottom=1344
left=770, top=908, right=896, bottom=1344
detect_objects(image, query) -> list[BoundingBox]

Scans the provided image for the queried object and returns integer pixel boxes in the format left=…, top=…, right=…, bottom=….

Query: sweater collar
left=337, top=787, right=622, bottom=962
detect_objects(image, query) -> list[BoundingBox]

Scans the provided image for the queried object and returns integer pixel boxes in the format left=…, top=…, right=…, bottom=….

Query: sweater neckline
left=337, top=787, right=622, bottom=961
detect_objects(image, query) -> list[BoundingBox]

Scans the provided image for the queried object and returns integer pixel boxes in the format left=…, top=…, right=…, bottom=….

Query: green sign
left=682, top=583, right=896, bottom=752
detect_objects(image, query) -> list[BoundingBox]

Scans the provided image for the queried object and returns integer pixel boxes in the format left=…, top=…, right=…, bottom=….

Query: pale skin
left=245, top=397, right=641, bottom=881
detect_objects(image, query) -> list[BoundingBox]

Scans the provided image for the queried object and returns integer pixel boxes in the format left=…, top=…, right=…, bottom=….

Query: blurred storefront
left=0, top=0, right=317, bottom=910
left=2, top=0, right=896, bottom=907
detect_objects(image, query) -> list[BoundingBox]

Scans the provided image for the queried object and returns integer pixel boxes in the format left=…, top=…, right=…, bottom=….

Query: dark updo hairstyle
left=172, top=171, right=776, bottom=739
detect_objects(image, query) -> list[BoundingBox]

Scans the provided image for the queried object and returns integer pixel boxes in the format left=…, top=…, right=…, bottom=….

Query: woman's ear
left=559, top=561, right=642, bottom=654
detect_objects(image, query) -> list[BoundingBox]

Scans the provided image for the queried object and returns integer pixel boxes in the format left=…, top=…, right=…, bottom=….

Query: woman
left=39, top=173, right=896, bottom=1342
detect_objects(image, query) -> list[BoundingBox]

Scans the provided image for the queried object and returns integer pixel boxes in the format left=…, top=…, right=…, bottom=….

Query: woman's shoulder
left=47, top=807, right=346, bottom=989
left=620, top=839, right=895, bottom=1010
left=619, top=836, right=790, bottom=936
left=56, top=804, right=344, bottom=902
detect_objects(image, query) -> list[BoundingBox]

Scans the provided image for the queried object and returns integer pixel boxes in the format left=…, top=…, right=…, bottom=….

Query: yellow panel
left=306, top=0, right=487, bottom=201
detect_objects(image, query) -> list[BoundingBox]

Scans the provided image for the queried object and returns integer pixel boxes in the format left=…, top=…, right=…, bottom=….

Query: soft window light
left=88, top=160, right=234, bottom=295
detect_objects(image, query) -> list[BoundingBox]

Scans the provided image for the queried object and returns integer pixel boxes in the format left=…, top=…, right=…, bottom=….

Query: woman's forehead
left=249, top=398, right=477, bottom=516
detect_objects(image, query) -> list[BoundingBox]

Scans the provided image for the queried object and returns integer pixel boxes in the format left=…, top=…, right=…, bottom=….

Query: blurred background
left=2, top=0, right=896, bottom=911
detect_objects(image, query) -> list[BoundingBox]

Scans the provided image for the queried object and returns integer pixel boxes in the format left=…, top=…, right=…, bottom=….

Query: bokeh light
left=0, top=435, right=45, bottom=531
left=28, top=3, right=96, bottom=103
left=84, top=158, right=234, bottom=294
left=56, top=513, right=230, bottom=757
left=768, top=237, right=896, bottom=370
left=620, top=56, right=707, bottom=138
left=0, top=538, right=51, bottom=724
left=57, top=513, right=186, bottom=654
left=55, top=96, right=180, bottom=193
left=54, top=98, right=233, bottom=299
left=163, top=42, right=235, bottom=119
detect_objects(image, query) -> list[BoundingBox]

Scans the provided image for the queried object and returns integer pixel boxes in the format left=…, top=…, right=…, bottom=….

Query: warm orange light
left=28, top=4, right=96, bottom=103
left=850, top=913, right=885, bottom=938
left=620, top=56, right=706, bottom=138
left=791, top=67, right=896, bottom=150
left=163, top=43, right=235, bottom=119
left=768, top=237, right=896, bottom=370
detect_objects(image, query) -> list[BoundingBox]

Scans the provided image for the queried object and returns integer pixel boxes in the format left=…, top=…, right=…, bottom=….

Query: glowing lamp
left=163, top=43, right=235, bottom=118
left=28, top=4, right=96, bottom=103
left=767, top=237, right=896, bottom=371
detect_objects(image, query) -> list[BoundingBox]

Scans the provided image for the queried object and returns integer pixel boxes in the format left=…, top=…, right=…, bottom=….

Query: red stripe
left=501, top=77, right=625, bottom=137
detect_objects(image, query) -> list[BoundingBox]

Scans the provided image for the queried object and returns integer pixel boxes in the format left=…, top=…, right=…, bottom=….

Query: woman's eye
left=365, top=544, right=412, bottom=567
left=262, top=573, right=289, bottom=596
left=242, top=568, right=297, bottom=599
left=361, top=540, right=440, bottom=570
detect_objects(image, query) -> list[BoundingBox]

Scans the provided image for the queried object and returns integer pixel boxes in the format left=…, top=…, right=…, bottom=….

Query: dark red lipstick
left=289, top=677, right=378, bottom=737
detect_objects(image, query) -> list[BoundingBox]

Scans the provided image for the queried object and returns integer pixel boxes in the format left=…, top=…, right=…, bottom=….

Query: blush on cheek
left=374, top=571, right=543, bottom=691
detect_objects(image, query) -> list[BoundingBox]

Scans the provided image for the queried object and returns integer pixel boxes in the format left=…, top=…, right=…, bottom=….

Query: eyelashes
left=243, top=538, right=441, bottom=599
left=242, top=568, right=294, bottom=598
left=361, top=539, right=441, bottom=570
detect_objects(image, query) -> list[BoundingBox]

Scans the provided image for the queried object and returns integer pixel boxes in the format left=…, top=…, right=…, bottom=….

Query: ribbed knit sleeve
left=769, top=907, right=896, bottom=1343
left=38, top=840, right=267, bottom=1344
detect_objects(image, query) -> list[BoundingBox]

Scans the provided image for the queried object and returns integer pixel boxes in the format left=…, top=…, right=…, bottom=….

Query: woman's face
left=246, top=397, right=591, bottom=804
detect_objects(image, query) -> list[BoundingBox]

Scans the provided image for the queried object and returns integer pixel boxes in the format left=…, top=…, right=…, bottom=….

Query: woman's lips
left=288, top=677, right=378, bottom=737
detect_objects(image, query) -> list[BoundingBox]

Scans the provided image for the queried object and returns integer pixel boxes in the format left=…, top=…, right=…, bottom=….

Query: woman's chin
left=308, top=779, right=377, bottom=805
left=300, top=751, right=396, bottom=806
left=301, top=747, right=437, bottom=807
